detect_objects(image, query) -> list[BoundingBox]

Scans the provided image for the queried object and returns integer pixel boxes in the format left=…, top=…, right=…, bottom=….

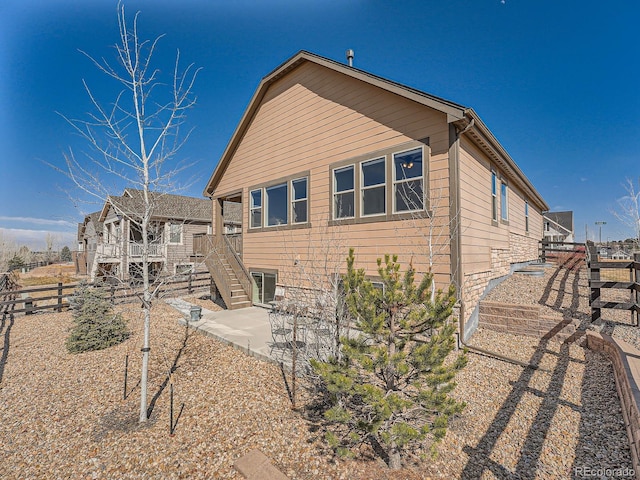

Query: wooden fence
left=1, top=273, right=20, bottom=320
left=588, top=246, right=640, bottom=324
left=7, top=260, right=57, bottom=273
left=0, top=271, right=212, bottom=316
left=539, top=240, right=586, bottom=264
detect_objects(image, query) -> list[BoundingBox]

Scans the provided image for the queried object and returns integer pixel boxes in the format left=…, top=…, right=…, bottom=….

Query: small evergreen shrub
left=66, top=282, right=130, bottom=353
left=311, top=249, right=467, bottom=469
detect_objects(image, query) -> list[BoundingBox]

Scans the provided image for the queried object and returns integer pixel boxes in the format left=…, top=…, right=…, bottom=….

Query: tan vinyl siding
left=459, top=137, right=505, bottom=273
left=215, top=62, right=453, bottom=290
left=459, top=136, right=543, bottom=276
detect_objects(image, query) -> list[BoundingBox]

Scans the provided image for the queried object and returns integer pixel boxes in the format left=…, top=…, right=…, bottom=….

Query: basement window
left=251, top=271, right=277, bottom=304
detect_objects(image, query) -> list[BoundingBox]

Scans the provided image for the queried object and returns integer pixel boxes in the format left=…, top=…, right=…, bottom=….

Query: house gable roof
left=204, top=50, right=548, bottom=211
left=78, top=211, right=103, bottom=241
left=98, top=189, right=211, bottom=223
left=544, top=211, right=574, bottom=235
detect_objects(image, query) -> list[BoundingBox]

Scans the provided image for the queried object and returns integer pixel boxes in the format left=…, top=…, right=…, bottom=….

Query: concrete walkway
left=167, top=298, right=275, bottom=364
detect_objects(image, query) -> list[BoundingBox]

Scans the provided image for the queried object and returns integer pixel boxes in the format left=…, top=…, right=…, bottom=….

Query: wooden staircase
left=217, top=255, right=252, bottom=310
left=200, top=235, right=253, bottom=310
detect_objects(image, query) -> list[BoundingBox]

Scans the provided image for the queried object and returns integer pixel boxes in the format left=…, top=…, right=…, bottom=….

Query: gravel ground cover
left=0, top=261, right=635, bottom=479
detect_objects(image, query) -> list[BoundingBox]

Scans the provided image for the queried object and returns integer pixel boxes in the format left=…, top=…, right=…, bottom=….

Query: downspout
left=451, top=114, right=537, bottom=370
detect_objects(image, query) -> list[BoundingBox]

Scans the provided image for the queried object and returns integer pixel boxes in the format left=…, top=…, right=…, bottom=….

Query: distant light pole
left=595, top=221, right=606, bottom=244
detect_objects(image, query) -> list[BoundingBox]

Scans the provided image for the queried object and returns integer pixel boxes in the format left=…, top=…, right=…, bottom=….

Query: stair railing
left=201, top=235, right=233, bottom=305
left=222, top=235, right=253, bottom=304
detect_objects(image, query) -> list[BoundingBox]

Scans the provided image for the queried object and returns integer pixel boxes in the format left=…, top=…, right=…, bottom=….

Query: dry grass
left=16, top=263, right=79, bottom=287
left=598, top=259, right=637, bottom=282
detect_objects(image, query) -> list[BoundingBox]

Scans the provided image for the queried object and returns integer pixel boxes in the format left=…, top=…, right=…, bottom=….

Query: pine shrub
left=66, top=282, right=130, bottom=353
left=311, top=249, right=467, bottom=469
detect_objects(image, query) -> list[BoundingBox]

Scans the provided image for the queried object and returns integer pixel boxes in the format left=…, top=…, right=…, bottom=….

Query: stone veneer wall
left=586, top=332, right=640, bottom=478
left=509, top=232, right=539, bottom=264
left=478, top=301, right=576, bottom=341
left=461, top=233, right=540, bottom=340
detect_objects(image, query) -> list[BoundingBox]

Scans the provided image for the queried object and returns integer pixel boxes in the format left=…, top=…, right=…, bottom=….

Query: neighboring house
left=611, top=249, right=632, bottom=260
left=202, top=51, right=549, bottom=339
left=543, top=211, right=574, bottom=244
left=75, top=212, right=104, bottom=276
left=78, top=189, right=212, bottom=282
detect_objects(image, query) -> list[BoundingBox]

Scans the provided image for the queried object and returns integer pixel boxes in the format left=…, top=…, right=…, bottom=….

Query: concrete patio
left=168, top=298, right=277, bottom=364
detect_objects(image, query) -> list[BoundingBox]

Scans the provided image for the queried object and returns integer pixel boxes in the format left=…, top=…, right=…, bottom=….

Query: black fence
left=587, top=246, right=640, bottom=324
left=0, top=271, right=212, bottom=316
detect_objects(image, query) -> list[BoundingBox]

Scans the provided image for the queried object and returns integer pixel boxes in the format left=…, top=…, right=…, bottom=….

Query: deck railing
left=222, top=235, right=252, bottom=299
left=128, top=242, right=165, bottom=257
left=97, top=243, right=121, bottom=258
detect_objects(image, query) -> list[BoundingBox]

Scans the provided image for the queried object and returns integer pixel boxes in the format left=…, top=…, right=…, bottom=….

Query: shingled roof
left=544, top=211, right=574, bottom=235
left=99, top=189, right=211, bottom=223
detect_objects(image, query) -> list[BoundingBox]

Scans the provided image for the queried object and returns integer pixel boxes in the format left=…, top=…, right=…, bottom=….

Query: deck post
left=57, top=282, right=63, bottom=312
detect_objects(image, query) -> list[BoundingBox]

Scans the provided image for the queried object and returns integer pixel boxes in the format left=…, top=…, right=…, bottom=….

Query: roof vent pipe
left=346, top=49, right=354, bottom=67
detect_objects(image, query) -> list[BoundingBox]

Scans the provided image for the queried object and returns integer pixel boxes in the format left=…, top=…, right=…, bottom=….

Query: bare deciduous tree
left=613, top=177, right=640, bottom=249
left=45, top=232, right=57, bottom=263
left=54, top=3, right=200, bottom=423
left=0, top=231, right=19, bottom=273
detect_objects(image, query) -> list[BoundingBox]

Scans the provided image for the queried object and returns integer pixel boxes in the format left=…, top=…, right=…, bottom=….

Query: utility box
left=190, top=305, right=202, bottom=322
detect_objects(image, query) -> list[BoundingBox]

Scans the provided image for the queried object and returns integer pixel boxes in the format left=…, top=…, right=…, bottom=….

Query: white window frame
left=291, top=177, right=308, bottom=224
left=333, top=165, right=355, bottom=219
left=491, top=171, right=498, bottom=222
left=392, top=147, right=424, bottom=213
left=249, top=188, right=262, bottom=229
left=525, top=201, right=529, bottom=233
left=175, top=263, right=194, bottom=276
left=167, top=222, right=182, bottom=244
left=360, top=157, right=386, bottom=217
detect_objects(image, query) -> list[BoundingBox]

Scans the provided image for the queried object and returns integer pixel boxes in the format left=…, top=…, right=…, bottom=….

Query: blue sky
left=1, top=0, right=638, bottom=250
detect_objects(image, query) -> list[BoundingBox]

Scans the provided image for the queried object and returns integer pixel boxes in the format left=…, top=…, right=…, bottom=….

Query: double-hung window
left=500, top=181, right=508, bottom=221
left=491, top=171, right=498, bottom=222
left=250, top=189, right=262, bottom=228
left=525, top=201, right=529, bottom=233
left=393, top=148, right=423, bottom=212
left=333, top=165, right=355, bottom=219
left=361, top=158, right=385, bottom=216
left=291, top=177, right=308, bottom=224
left=168, top=223, right=182, bottom=244
left=266, top=183, right=288, bottom=226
